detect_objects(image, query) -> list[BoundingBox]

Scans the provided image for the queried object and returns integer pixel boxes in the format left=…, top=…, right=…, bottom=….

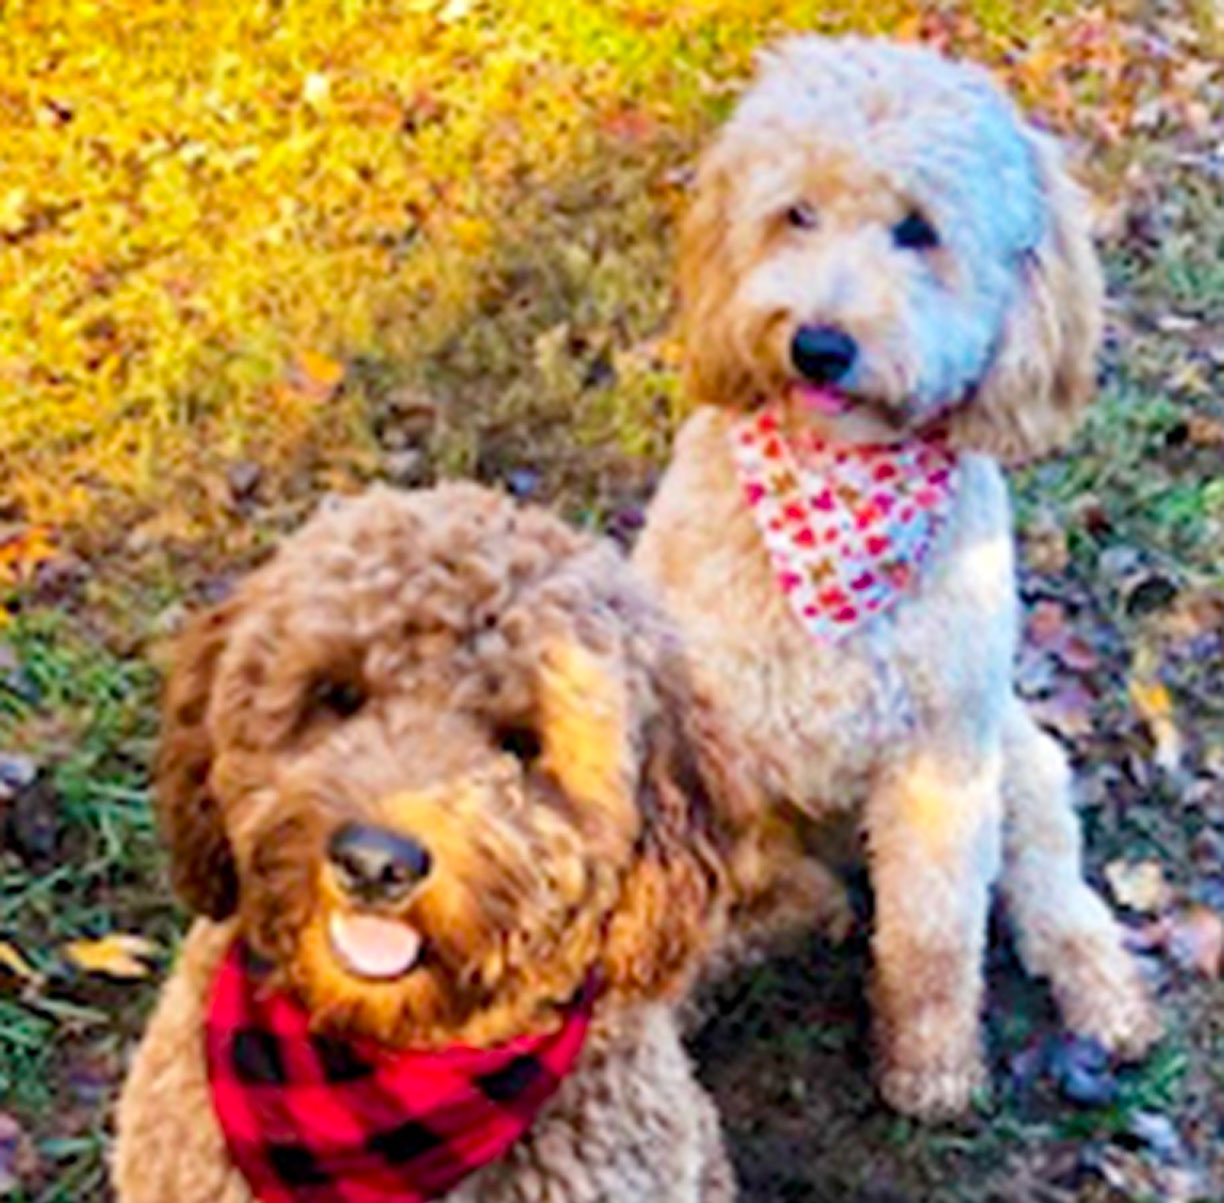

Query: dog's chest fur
left=634, top=408, right=1019, bottom=820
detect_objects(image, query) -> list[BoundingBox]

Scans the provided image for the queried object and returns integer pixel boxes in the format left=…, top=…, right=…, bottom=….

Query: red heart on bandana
left=865, top=534, right=890, bottom=556
left=855, top=502, right=882, bottom=530
left=916, top=487, right=940, bottom=507
left=873, top=463, right=898, bottom=483
left=744, top=482, right=766, bottom=505
left=850, top=572, right=875, bottom=592
left=794, top=528, right=816, bottom=547
left=834, top=606, right=858, bottom=623
left=762, top=438, right=784, bottom=460
left=823, top=528, right=839, bottom=544
left=783, top=502, right=807, bottom=524
left=779, top=571, right=803, bottom=593
left=818, top=587, right=849, bottom=607
left=874, top=493, right=895, bottom=514
left=812, top=490, right=835, bottom=512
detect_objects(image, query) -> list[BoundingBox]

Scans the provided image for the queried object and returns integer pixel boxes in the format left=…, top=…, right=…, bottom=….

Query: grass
left=1, top=1, right=1223, bottom=1200
left=0, top=0, right=1110, bottom=541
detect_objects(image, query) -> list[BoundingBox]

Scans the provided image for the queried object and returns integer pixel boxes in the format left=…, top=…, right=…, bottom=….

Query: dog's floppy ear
left=155, top=602, right=239, bottom=918
left=678, top=141, right=759, bottom=407
left=949, top=128, right=1103, bottom=464
left=599, top=633, right=759, bottom=1001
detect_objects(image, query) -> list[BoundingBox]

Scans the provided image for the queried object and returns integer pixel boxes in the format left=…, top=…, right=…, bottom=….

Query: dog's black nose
left=328, top=823, right=432, bottom=904
left=791, top=325, right=858, bottom=385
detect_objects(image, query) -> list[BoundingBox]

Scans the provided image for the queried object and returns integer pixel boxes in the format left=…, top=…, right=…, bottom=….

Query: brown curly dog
left=114, top=483, right=758, bottom=1203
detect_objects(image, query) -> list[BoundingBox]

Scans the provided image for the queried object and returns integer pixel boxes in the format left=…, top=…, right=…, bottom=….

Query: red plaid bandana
left=729, top=405, right=960, bottom=642
left=206, top=941, right=594, bottom=1203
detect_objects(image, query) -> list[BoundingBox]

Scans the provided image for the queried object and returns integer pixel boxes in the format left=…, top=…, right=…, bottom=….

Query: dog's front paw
left=1064, top=975, right=1162, bottom=1062
left=1050, top=935, right=1162, bottom=1061
left=878, top=1052, right=988, bottom=1121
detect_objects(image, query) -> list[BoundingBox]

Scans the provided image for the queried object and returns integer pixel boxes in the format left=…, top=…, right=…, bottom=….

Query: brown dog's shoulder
left=113, top=921, right=243, bottom=1203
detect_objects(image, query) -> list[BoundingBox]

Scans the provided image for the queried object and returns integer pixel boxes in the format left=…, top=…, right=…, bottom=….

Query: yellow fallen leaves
left=1129, top=642, right=1184, bottom=772
left=61, top=934, right=159, bottom=980
left=0, top=526, right=58, bottom=589
left=0, top=941, right=40, bottom=984
left=0, top=0, right=1093, bottom=535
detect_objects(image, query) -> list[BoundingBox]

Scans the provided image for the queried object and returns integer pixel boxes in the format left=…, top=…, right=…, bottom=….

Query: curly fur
left=636, top=36, right=1158, bottom=1120
left=116, top=482, right=749, bottom=1202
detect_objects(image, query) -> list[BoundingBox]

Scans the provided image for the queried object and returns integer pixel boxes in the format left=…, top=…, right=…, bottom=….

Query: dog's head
left=680, top=35, right=1101, bottom=460
left=157, top=484, right=756, bottom=1047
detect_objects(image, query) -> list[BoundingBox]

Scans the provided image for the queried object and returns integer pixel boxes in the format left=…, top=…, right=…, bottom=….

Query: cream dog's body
left=636, top=36, right=1159, bottom=1118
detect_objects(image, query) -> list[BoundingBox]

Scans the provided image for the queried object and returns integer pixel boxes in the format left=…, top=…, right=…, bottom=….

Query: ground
left=1, top=2, right=1223, bottom=1200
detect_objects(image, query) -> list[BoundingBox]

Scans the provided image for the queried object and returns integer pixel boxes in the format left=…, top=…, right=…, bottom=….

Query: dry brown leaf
left=1166, top=905, right=1224, bottom=978
left=0, top=1110, right=37, bottom=1195
left=1105, top=859, right=1172, bottom=915
left=1028, top=681, right=1095, bottom=741
left=1023, top=511, right=1070, bottom=574
left=1187, top=413, right=1224, bottom=446
left=1027, top=599, right=1069, bottom=648
left=62, top=933, right=158, bottom=980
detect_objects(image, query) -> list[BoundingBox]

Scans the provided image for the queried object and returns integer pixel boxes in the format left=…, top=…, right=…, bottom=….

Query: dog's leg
left=867, top=746, right=1002, bottom=1119
left=1000, top=699, right=1160, bottom=1056
left=695, top=1088, right=736, bottom=1203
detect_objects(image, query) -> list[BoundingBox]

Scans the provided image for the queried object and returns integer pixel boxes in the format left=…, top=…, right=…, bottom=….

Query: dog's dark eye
left=893, top=211, right=939, bottom=250
left=785, top=201, right=818, bottom=230
left=497, top=725, right=543, bottom=765
left=310, top=678, right=367, bottom=719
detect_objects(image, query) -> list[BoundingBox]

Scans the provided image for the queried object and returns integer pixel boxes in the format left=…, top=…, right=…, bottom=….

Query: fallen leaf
left=289, top=350, right=346, bottom=402
left=62, top=934, right=158, bottom=980
left=0, top=941, right=38, bottom=983
left=1028, top=599, right=1070, bottom=648
left=1015, top=645, right=1058, bottom=698
left=1028, top=680, right=1096, bottom=741
left=1106, top=859, right=1172, bottom=915
left=0, top=752, right=37, bottom=801
left=1048, top=1034, right=1118, bottom=1108
left=0, top=1111, right=37, bottom=1195
left=1023, top=510, right=1070, bottom=574
left=601, top=105, right=658, bottom=144
left=1166, top=905, right=1224, bottom=977
left=301, top=71, right=330, bottom=110
left=1187, top=413, right=1224, bottom=446
left=1128, top=675, right=1183, bottom=772
left=0, top=525, right=57, bottom=588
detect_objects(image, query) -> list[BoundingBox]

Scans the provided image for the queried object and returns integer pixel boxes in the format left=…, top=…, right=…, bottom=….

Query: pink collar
left=729, top=405, right=960, bottom=642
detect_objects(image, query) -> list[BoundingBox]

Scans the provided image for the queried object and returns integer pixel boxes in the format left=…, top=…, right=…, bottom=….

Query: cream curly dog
left=635, top=36, right=1160, bottom=1119
left=115, top=483, right=756, bottom=1203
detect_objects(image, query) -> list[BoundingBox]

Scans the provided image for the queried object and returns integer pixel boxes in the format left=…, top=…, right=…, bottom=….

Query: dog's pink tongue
left=328, top=912, right=421, bottom=979
left=791, top=382, right=852, bottom=417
